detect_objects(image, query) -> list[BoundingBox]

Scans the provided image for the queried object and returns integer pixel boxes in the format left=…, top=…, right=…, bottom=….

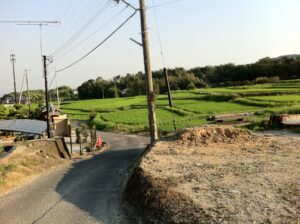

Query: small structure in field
left=207, top=112, right=253, bottom=123
left=269, top=114, right=300, bottom=128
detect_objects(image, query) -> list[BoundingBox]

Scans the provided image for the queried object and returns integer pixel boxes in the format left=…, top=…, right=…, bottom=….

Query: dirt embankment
left=0, top=140, right=71, bottom=195
left=125, top=125, right=300, bottom=223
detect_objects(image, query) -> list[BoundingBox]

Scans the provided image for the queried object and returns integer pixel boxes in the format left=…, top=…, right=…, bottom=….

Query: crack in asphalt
left=32, top=198, right=64, bottom=224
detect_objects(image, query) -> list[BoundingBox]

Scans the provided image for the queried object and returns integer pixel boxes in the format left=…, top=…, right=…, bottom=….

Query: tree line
left=78, top=55, right=300, bottom=99
left=1, top=86, right=76, bottom=104
left=2, top=55, right=300, bottom=102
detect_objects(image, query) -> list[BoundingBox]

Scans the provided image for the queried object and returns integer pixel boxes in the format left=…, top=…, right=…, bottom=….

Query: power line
left=51, top=2, right=109, bottom=55
left=51, top=1, right=110, bottom=57
left=55, top=10, right=137, bottom=73
left=47, top=0, right=75, bottom=44
left=54, top=6, right=128, bottom=60
left=151, top=0, right=176, bottom=131
left=151, top=0, right=166, bottom=68
left=147, top=0, right=184, bottom=9
left=119, top=0, right=137, bottom=10
left=49, top=0, right=84, bottom=51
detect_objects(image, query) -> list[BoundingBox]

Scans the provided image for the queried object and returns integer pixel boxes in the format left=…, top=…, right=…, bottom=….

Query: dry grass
left=0, top=145, right=70, bottom=195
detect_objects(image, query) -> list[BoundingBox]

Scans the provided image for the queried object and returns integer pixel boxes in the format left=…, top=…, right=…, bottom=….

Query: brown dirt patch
left=0, top=141, right=70, bottom=195
left=126, top=125, right=300, bottom=223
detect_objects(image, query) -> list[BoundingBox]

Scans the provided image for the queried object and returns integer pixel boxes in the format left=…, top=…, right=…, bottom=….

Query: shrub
left=187, top=82, right=196, bottom=90
left=13, top=104, right=22, bottom=110
left=8, top=109, right=17, bottom=117
left=254, top=77, right=269, bottom=84
left=89, top=110, right=97, bottom=121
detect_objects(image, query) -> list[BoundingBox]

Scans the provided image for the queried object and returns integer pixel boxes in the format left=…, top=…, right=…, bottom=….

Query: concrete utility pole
left=112, top=0, right=158, bottom=143
left=19, top=72, right=26, bottom=104
left=10, top=54, right=17, bottom=104
left=43, top=56, right=51, bottom=138
left=25, top=70, right=31, bottom=116
left=54, top=72, right=60, bottom=109
left=163, top=68, right=173, bottom=108
left=139, top=0, right=158, bottom=143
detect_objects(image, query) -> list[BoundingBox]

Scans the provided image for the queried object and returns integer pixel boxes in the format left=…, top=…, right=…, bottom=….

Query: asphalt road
left=0, top=132, right=149, bottom=224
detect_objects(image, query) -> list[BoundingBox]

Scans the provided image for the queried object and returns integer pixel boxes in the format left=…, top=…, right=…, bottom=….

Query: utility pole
left=43, top=56, right=51, bottom=138
left=25, top=70, right=31, bottom=116
left=10, top=54, right=17, bottom=104
left=163, top=68, right=173, bottom=108
left=54, top=71, right=60, bottom=108
left=113, top=0, right=159, bottom=143
left=19, top=72, right=26, bottom=104
left=139, top=0, right=158, bottom=143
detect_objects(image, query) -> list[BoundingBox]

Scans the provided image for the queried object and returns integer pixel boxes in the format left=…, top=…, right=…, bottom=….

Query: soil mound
left=126, top=127, right=300, bottom=223
left=177, top=125, right=253, bottom=145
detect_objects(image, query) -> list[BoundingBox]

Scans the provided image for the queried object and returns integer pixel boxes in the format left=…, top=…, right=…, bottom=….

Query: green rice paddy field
left=61, top=79, right=300, bottom=132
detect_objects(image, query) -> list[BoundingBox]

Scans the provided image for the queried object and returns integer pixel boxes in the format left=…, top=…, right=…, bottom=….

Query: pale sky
left=0, top=0, right=300, bottom=96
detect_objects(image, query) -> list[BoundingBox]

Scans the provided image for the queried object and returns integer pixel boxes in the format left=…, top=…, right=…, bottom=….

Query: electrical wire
left=47, top=0, right=74, bottom=43
left=54, top=6, right=128, bottom=60
left=151, top=0, right=166, bottom=68
left=51, top=1, right=110, bottom=57
left=52, top=0, right=110, bottom=56
left=151, top=0, right=177, bottom=131
left=147, top=0, right=185, bottom=9
left=51, top=0, right=84, bottom=49
left=55, top=10, right=137, bottom=73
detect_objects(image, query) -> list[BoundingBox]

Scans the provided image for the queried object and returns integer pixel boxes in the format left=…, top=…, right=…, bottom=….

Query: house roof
left=0, top=119, right=47, bottom=135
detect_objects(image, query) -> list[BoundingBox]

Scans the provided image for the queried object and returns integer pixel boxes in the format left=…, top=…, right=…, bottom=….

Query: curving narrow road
left=0, top=132, right=149, bottom=224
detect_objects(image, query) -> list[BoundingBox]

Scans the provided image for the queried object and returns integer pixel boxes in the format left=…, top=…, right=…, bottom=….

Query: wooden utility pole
left=43, top=56, right=51, bottom=138
left=139, top=0, right=158, bottom=143
left=10, top=54, right=17, bottom=104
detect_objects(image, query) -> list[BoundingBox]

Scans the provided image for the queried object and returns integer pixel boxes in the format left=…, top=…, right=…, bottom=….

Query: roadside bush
left=0, top=105, right=6, bottom=120
left=32, top=104, right=43, bottom=119
left=7, top=109, right=17, bottom=117
left=89, top=110, right=97, bottom=121
left=13, top=104, right=22, bottom=110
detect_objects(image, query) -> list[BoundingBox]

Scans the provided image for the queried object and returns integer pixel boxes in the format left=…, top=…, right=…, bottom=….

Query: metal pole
left=139, top=0, right=158, bottom=143
left=10, top=54, right=17, bottom=104
left=43, top=56, right=51, bottom=138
